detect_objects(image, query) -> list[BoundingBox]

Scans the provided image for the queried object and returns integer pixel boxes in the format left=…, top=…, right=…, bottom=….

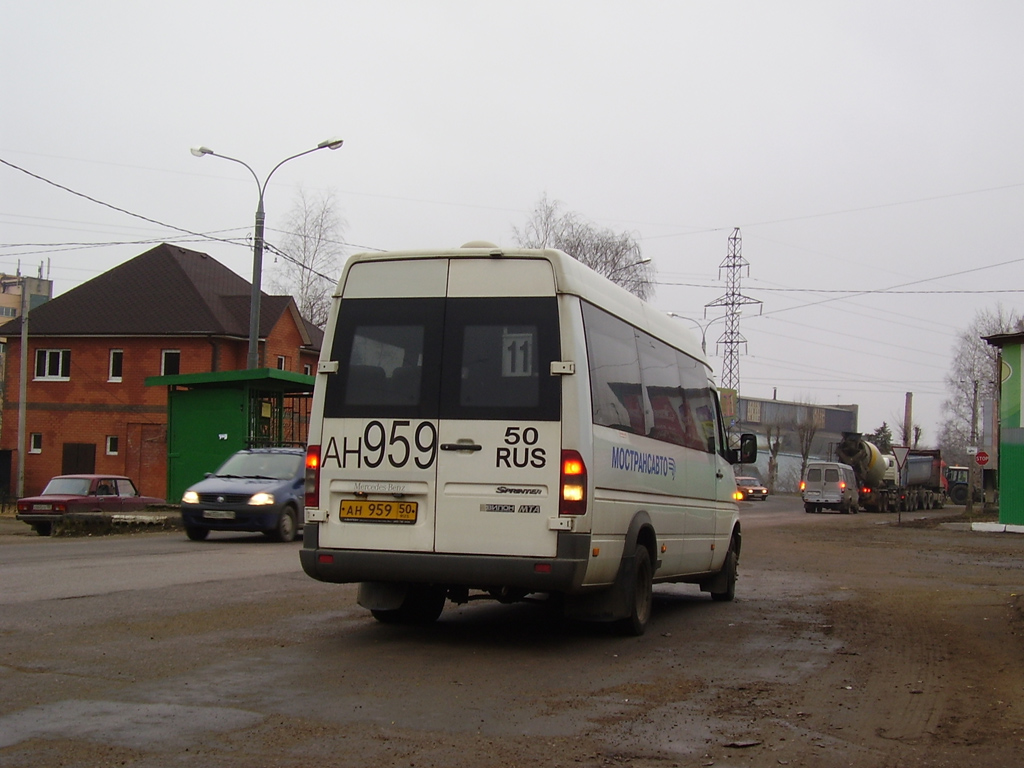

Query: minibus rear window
left=441, top=297, right=560, bottom=421
left=325, top=298, right=444, bottom=419
left=324, top=296, right=559, bottom=422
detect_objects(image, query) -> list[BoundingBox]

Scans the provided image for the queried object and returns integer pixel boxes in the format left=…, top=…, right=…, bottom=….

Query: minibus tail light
left=305, top=445, right=321, bottom=509
left=799, top=480, right=806, bottom=491
left=560, top=450, right=587, bottom=516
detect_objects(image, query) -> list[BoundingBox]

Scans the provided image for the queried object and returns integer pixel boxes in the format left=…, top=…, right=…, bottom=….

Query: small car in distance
left=180, top=447, right=305, bottom=542
left=735, top=476, right=769, bottom=501
left=16, top=475, right=165, bottom=536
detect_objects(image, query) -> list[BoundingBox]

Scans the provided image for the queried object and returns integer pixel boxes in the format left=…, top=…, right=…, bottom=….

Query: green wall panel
left=167, top=388, right=248, bottom=503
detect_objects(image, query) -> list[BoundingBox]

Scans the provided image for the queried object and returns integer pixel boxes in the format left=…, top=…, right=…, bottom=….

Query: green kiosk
left=146, top=369, right=314, bottom=504
left=983, top=332, right=1024, bottom=525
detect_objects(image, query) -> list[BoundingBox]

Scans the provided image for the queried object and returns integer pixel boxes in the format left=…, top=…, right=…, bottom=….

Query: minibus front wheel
left=709, top=542, right=738, bottom=602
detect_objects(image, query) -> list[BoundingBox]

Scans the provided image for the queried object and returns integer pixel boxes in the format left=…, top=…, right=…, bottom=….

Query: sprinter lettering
left=496, top=447, right=547, bottom=469
left=322, top=421, right=437, bottom=469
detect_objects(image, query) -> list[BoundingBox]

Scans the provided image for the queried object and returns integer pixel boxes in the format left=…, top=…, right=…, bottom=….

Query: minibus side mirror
left=727, top=433, right=758, bottom=465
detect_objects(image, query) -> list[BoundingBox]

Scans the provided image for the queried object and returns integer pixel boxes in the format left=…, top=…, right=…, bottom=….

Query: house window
left=276, top=355, right=287, bottom=370
left=0, top=306, right=17, bottom=317
left=109, top=349, right=123, bottom=382
left=35, top=349, right=71, bottom=380
left=303, top=364, right=312, bottom=376
left=106, top=436, right=119, bottom=455
left=29, top=433, right=42, bottom=454
left=161, top=350, right=181, bottom=376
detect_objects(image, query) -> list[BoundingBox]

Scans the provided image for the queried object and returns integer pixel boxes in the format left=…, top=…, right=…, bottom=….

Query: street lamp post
left=667, top=312, right=727, bottom=355
left=191, top=138, right=343, bottom=369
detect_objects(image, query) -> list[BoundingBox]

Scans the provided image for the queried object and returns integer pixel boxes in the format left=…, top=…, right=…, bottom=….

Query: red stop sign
left=976, top=451, right=990, bottom=466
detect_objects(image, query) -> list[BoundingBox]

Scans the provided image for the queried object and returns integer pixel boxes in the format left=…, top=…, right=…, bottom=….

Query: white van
left=300, top=243, right=756, bottom=634
left=801, top=462, right=859, bottom=514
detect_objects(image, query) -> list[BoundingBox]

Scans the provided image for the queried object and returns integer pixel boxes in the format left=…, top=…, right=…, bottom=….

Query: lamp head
left=190, top=146, right=214, bottom=157
left=318, top=138, right=344, bottom=150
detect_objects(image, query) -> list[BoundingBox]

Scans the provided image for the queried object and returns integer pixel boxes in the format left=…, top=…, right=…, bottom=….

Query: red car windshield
left=41, top=477, right=91, bottom=496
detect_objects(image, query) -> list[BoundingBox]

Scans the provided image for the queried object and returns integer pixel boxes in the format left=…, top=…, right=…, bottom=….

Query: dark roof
left=145, top=368, right=314, bottom=393
left=984, top=332, right=1024, bottom=348
left=0, top=243, right=319, bottom=349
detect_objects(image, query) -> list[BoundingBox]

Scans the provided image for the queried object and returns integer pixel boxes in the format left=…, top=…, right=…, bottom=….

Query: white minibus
left=300, top=243, right=756, bottom=634
left=801, top=461, right=859, bottom=514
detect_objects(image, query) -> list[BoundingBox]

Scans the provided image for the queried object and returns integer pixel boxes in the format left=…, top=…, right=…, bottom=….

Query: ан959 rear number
left=322, top=420, right=438, bottom=471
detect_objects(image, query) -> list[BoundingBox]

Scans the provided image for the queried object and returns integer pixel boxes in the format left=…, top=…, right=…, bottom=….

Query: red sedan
left=16, top=475, right=164, bottom=536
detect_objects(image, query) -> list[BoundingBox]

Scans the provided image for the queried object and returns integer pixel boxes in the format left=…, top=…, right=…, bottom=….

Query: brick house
left=0, top=243, right=323, bottom=499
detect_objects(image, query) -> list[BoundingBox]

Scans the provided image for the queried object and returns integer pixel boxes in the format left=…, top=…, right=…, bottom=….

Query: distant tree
left=867, top=422, right=894, bottom=453
left=796, top=404, right=820, bottom=481
left=764, top=420, right=788, bottom=494
left=938, top=305, right=1022, bottom=464
left=267, top=188, right=346, bottom=328
left=513, top=193, right=654, bottom=300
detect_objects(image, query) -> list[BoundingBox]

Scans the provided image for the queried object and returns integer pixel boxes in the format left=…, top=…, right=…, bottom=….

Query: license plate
left=203, top=510, right=235, bottom=520
left=340, top=500, right=418, bottom=524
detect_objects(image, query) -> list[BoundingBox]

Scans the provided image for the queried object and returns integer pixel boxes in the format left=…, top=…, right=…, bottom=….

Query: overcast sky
left=3, top=1, right=1022, bottom=444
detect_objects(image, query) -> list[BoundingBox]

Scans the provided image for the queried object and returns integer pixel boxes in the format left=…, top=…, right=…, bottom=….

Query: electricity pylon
left=704, top=228, right=762, bottom=393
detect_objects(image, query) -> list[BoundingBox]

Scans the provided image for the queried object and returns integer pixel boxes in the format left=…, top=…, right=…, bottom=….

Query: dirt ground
left=1, top=501, right=1023, bottom=767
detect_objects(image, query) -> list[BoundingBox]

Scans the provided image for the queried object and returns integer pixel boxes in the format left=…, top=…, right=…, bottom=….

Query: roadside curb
left=2, top=506, right=183, bottom=537
left=60, top=506, right=183, bottom=535
left=971, top=521, right=1024, bottom=534
left=941, top=520, right=1024, bottom=534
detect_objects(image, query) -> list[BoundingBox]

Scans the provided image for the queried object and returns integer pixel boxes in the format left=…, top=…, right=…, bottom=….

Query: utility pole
left=704, top=228, right=762, bottom=393
left=0, top=274, right=32, bottom=498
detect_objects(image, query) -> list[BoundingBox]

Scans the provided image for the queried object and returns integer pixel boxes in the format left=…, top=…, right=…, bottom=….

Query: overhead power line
left=0, top=157, right=242, bottom=247
left=656, top=280, right=1024, bottom=295
left=642, top=179, right=1024, bottom=241
left=0, top=157, right=381, bottom=283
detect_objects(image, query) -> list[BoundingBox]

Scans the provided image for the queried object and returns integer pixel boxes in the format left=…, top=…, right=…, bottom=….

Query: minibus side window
left=582, top=303, right=645, bottom=434
left=677, top=353, right=718, bottom=454
left=638, top=332, right=689, bottom=446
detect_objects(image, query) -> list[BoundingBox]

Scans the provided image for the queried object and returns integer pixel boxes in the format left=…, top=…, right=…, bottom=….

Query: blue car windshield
left=215, top=452, right=302, bottom=480
left=42, top=477, right=92, bottom=496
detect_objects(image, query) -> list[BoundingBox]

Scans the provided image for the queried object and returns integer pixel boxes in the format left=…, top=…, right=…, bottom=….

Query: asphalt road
left=1, top=498, right=1022, bottom=768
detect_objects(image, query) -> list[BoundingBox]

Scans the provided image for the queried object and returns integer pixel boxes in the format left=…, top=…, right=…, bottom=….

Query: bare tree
left=267, top=188, right=346, bottom=328
left=764, top=421, right=786, bottom=494
left=796, top=404, right=821, bottom=481
left=938, top=305, right=1022, bottom=464
left=513, top=194, right=655, bottom=300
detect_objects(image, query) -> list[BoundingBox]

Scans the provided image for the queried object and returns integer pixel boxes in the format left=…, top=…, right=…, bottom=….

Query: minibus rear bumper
left=300, top=525, right=590, bottom=593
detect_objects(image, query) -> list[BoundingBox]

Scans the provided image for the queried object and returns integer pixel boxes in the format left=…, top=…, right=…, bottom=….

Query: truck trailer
left=836, top=433, right=947, bottom=512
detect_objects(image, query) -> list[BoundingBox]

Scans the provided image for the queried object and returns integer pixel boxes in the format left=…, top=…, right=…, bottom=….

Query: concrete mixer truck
left=836, top=433, right=947, bottom=512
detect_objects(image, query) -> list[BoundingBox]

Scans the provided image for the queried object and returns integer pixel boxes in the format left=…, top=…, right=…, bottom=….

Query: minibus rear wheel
left=618, top=545, right=653, bottom=636
left=371, top=585, right=446, bottom=625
